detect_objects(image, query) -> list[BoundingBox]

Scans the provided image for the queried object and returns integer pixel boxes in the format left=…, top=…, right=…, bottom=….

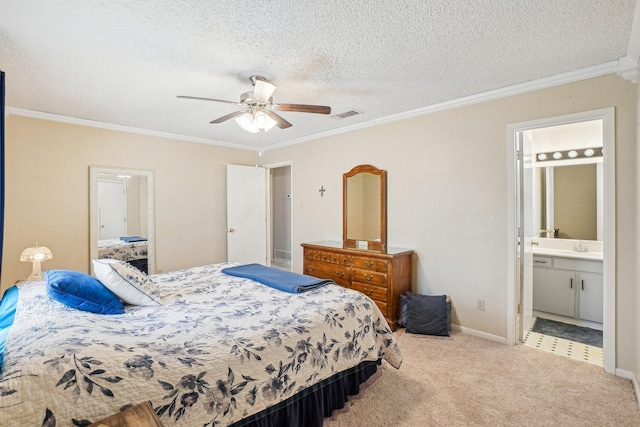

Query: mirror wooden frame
left=89, top=165, right=156, bottom=274
left=343, top=164, right=387, bottom=251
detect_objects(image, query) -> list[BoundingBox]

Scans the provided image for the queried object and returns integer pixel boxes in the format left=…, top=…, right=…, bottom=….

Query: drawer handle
left=581, top=280, right=584, bottom=291
left=335, top=271, right=344, bottom=277
left=309, top=267, right=316, bottom=272
left=363, top=261, right=374, bottom=267
left=570, top=278, right=573, bottom=289
left=366, top=274, right=374, bottom=281
left=363, top=288, right=373, bottom=296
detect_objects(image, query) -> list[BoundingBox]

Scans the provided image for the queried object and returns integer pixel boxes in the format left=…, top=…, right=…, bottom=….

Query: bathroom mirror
left=343, top=164, right=386, bottom=251
left=89, top=166, right=155, bottom=274
left=534, top=162, right=602, bottom=241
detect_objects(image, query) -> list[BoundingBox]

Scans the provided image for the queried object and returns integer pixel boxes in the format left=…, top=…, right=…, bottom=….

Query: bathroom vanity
left=532, top=251, right=603, bottom=324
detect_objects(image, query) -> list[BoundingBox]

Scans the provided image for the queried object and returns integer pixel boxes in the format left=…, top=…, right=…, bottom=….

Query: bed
left=0, top=262, right=402, bottom=426
left=98, top=238, right=148, bottom=273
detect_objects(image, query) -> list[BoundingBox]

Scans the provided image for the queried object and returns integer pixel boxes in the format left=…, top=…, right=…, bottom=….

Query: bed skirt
left=232, top=359, right=381, bottom=427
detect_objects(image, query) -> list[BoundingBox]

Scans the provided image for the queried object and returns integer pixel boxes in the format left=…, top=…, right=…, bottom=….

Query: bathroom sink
left=532, top=246, right=603, bottom=260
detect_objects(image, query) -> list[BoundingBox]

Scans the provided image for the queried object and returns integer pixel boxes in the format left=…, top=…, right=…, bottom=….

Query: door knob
left=228, top=228, right=235, bottom=233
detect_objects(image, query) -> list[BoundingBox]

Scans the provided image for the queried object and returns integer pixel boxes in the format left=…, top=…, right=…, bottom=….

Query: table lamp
left=20, top=243, right=53, bottom=281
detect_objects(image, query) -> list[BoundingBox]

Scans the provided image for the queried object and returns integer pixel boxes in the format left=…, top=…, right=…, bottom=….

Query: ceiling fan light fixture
left=255, top=110, right=277, bottom=131
left=235, top=112, right=260, bottom=133
left=235, top=110, right=277, bottom=133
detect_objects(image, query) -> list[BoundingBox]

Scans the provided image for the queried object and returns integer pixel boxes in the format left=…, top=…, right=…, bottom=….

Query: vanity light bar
left=535, top=147, right=603, bottom=162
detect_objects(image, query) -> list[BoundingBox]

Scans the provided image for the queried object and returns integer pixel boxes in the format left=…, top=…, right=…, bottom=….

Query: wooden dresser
left=301, top=241, right=413, bottom=330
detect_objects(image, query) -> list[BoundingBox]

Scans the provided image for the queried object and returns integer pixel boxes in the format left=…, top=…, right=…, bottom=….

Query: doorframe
left=263, top=160, right=294, bottom=270
left=506, top=107, right=615, bottom=374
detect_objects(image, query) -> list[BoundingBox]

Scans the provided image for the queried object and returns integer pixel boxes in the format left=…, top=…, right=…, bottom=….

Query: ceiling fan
left=177, top=75, right=331, bottom=133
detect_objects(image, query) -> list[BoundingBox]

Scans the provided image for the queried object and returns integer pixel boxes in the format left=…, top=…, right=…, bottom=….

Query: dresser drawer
left=304, top=248, right=322, bottom=261
left=352, top=282, right=388, bottom=302
left=351, top=269, right=387, bottom=287
left=352, top=256, right=387, bottom=273
left=319, top=251, right=350, bottom=266
left=305, top=261, right=351, bottom=287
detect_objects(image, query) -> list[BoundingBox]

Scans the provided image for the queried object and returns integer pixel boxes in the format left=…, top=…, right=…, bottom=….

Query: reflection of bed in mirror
left=98, top=238, right=149, bottom=273
left=89, top=165, right=155, bottom=275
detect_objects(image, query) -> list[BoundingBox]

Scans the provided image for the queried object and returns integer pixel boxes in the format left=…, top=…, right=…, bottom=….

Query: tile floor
left=523, top=318, right=603, bottom=366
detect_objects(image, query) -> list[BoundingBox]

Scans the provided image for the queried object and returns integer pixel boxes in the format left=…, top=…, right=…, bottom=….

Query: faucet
left=574, top=241, right=589, bottom=253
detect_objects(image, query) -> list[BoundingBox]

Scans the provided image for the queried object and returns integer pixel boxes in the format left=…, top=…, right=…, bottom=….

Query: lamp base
left=27, top=261, right=44, bottom=281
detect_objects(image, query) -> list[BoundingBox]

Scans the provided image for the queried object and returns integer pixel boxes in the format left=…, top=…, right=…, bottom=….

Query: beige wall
left=1, top=74, right=637, bottom=373
left=1, top=116, right=253, bottom=289
left=264, top=74, right=637, bottom=371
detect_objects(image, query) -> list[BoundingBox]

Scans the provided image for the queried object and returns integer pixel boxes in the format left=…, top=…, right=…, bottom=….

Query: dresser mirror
left=343, top=164, right=387, bottom=251
left=89, top=166, right=155, bottom=274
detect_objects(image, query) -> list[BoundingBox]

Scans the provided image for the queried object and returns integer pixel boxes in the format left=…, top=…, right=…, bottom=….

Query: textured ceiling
left=0, top=0, right=637, bottom=149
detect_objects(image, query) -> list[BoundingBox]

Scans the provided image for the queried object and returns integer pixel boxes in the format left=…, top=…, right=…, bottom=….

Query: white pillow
left=92, top=259, right=162, bottom=306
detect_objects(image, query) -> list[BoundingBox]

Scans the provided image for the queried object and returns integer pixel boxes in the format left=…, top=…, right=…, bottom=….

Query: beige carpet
left=326, top=330, right=640, bottom=426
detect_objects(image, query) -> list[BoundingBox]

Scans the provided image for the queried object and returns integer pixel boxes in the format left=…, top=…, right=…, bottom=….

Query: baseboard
left=615, top=368, right=640, bottom=412
left=451, top=324, right=507, bottom=344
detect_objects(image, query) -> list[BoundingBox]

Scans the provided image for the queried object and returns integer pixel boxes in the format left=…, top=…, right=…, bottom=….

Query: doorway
left=226, top=162, right=293, bottom=270
left=506, top=108, right=615, bottom=373
left=97, top=179, right=127, bottom=240
left=268, top=163, right=292, bottom=271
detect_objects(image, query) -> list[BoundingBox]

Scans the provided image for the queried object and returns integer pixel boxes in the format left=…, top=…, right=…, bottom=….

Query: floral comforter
left=98, top=239, right=148, bottom=261
left=0, top=263, right=402, bottom=426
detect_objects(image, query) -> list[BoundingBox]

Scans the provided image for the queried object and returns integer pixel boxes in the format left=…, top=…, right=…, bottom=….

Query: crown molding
left=618, top=0, right=640, bottom=82
left=267, top=61, right=620, bottom=151
left=6, top=107, right=240, bottom=149
left=8, top=60, right=623, bottom=153
left=617, top=56, right=638, bottom=82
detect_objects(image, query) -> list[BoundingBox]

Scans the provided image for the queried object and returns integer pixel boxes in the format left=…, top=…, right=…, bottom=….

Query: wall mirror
left=89, top=166, right=155, bottom=274
left=533, top=162, right=602, bottom=241
left=343, top=164, right=386, bottom=251
left=528, top=119, right=603, bottom=242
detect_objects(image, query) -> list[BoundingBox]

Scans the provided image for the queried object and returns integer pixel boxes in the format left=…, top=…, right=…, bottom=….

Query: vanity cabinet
left=301, top=241, right=413, bottom=330
left=533, top=256, right=603, bottom=323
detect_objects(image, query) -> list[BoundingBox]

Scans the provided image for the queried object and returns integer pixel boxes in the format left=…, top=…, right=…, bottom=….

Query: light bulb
left=552, top=152, right=562, bottom=159
left=568, top=150, right=578, bottom=158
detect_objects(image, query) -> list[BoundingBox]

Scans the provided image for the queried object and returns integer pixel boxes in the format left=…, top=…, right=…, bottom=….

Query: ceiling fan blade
left=265, top=111, right=292, bottom=129
left=275, top=103, right=331, bottom=114
left=210, top=110, right=245, bottom=124
left=177, top=95, right=240, bottom=105
left=253, top=79, right=277, bottom=104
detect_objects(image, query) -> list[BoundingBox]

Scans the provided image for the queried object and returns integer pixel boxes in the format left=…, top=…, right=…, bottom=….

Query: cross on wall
left=319, top=186, right=326, bottom=197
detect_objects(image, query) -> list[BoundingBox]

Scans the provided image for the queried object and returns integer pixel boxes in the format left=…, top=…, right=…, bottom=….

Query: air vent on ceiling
left=331, top=109, right=362, bottom=119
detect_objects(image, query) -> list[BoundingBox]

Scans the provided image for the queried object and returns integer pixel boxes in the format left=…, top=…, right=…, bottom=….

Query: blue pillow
left=0, top=286, right=18, bottom=329
left=0, top=286, right=19, bottom=371
left=46, top=270, right=124, bottom=314
left=405, top=294, right=450, bottom=336
left=399, top=292, right=451, bottom=330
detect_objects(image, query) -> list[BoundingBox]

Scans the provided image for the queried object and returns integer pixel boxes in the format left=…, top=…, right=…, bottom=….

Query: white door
left=518, top=132, right=535, bottom=339
left=226, top=164, right=267, bottom=264
left=98, top=180, right=126, bottom=239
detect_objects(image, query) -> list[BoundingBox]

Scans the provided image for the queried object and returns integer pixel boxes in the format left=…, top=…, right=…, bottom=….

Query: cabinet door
left=533, top=268, right=575, bottom=317
left=578, top=272, right=603, bottom=323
